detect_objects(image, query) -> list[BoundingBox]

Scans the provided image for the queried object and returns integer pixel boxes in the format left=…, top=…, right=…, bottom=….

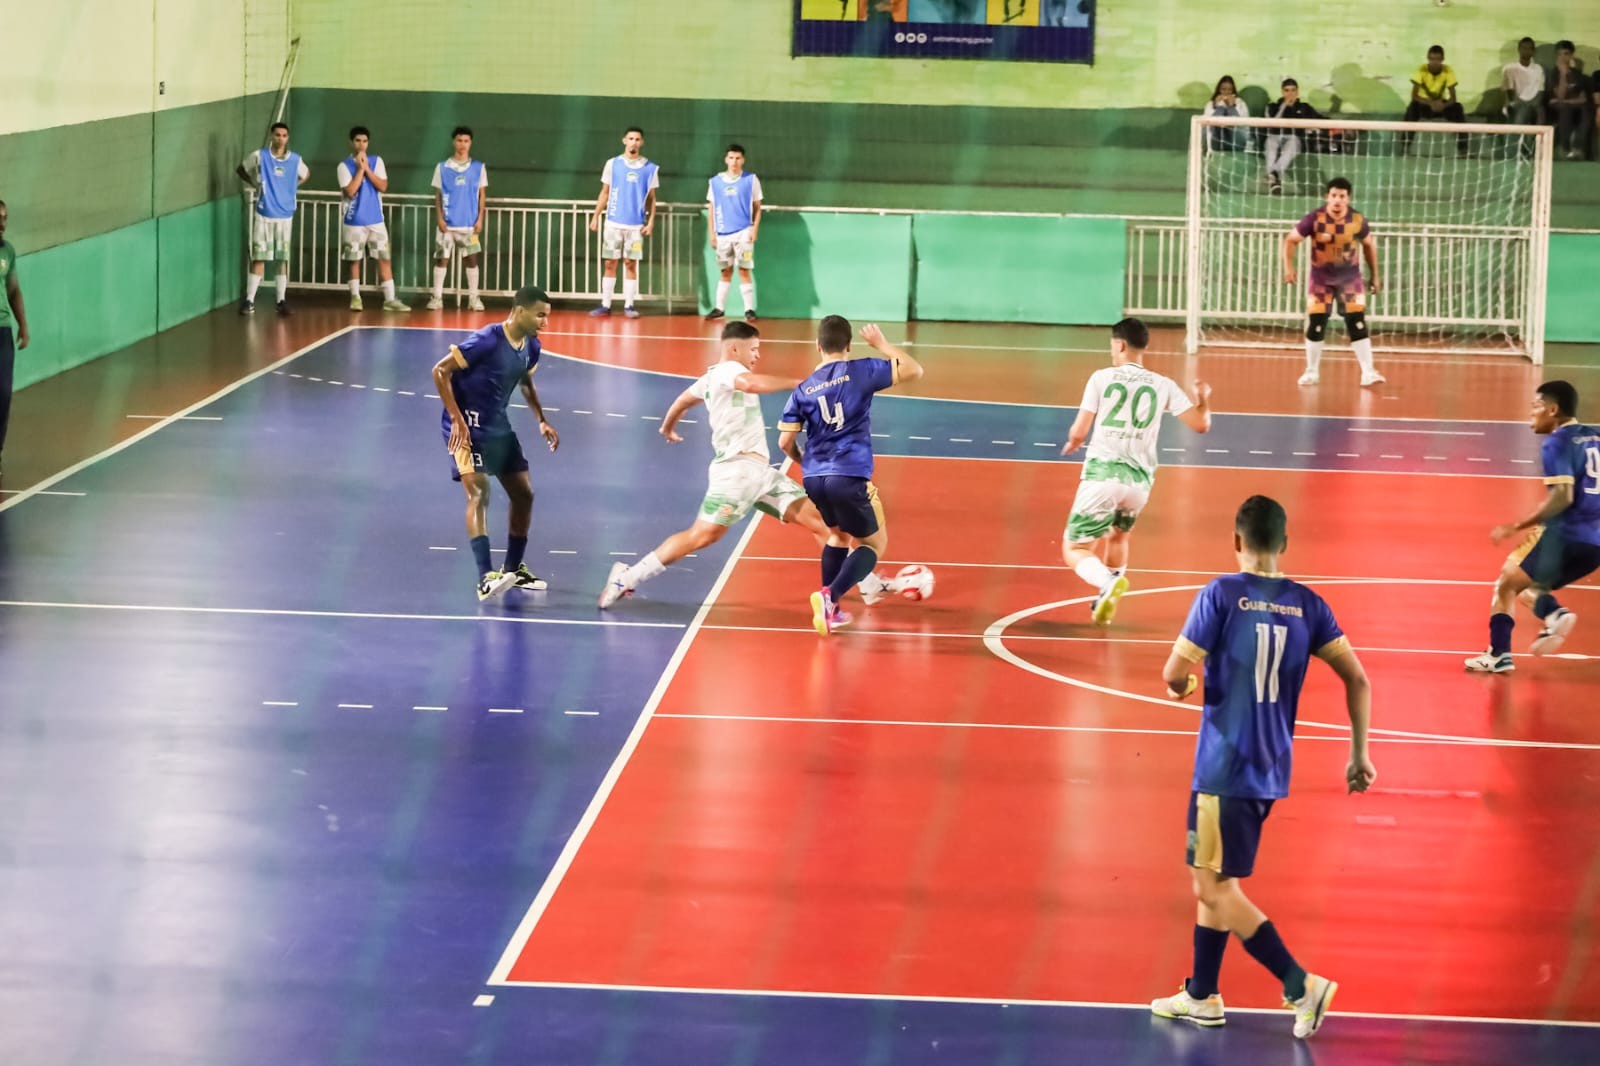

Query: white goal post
left=1184, top=115, right=1554, bottom=363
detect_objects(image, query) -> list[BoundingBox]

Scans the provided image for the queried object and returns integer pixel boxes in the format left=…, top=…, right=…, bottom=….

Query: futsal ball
left=896, top=564, right=935, bottom=602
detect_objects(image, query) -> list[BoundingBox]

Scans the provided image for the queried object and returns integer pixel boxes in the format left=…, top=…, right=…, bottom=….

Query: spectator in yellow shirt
left=1401, top=45, right=1468, bottom=157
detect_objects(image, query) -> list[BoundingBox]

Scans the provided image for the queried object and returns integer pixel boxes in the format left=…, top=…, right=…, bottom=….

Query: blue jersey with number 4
left=1176, top=573, right=1348, bottom=800
left=440, top=324, right=540, bottom=440
left=1542, top=423, right=1600, bottom=546
left=778, top=356, right=897, bottom=479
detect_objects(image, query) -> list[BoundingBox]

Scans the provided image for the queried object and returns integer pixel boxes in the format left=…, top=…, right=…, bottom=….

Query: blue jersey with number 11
left=778, top=356, right=897, bottom=479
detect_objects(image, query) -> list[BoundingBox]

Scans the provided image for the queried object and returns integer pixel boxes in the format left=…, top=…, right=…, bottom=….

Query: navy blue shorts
left=803, top=475, right=881, bottom=538
left=1186, top=791, right=1275, bottom=879
left=1516, top=528, right=1600, bottom=591
left=445, top=430, right=528, bottom=482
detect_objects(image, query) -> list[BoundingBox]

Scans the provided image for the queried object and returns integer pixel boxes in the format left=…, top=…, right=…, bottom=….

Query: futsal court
left=2, top=310, right=1598, bottom=1066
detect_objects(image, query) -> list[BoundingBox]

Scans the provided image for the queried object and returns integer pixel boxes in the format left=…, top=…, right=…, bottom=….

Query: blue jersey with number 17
left=778, top=356, right=898, bottom=478
left=1175, top=572, right=1349, bottom=800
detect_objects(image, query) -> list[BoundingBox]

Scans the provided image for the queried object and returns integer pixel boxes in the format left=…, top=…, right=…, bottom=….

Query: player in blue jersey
left=1153, top=495, right=1375, bottom=1039
left=428, top=127, right=488, bottom=312
left=705, top=144, right=764, bottom=323
left=337, top=126, right=409, bottom=314
left=235, top=122, right=308, bottom=316
left=430, top=286, right=560, bottom=601
left=1466, top=380, right=1600, bottom=672
left=777, top=316, right=925, bottom=635
left=588, top=127, right=659, bottom=319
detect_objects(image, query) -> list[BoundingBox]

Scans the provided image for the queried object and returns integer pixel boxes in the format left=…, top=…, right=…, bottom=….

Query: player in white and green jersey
left=1061, top=318, right=1212, bottom=624
left=599, top=320, right=832, bottom=607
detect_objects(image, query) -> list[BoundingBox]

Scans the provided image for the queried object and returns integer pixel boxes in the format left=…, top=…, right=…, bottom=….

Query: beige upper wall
left=288, top=0, right=1600, bottom=111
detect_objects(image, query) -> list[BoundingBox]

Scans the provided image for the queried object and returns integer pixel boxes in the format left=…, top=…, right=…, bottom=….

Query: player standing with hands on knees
left=1151, top=495, right=1375, bottom=1040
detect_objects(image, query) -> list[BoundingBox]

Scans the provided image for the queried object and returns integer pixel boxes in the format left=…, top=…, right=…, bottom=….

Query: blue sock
left=1242, top=920, right=1307, bottom=1001
left=505, top=535, right=528, bottom=572
left=828, top=546, right=879, bottom=602
left=1185, top=925, right=1230, bottom=1000
left=1532, top=593, right=1561, bottom=620
left=470, top=535, right=492, bottom=577
left=821, top=545, right=848, bottom=586
left=1489, top=612, right=1514, bottom=656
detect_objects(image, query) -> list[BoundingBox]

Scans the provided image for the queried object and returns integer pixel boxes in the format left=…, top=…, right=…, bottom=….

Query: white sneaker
left=1151, top=985, right=1226, bottom=1027
left=425, top=296, right=444, bottom=310
left=1464, top=649, right=1514, bottom=673
left=1297, top=368, right=1320, bottom=386
left=859, top=571, right=888, bottom=606
left=476, top=570, right=517, bottom=602
left=349, top=293, right=364, bottom=312
left=1360, top=368, right=1386, bottom=387
left=1289, top=973, right=1337, bottom=1039
left=382, top=299, right=412, bottom=313
left=597, top=561, right=632, bottom=609
left=1530, top=608, right=1577, bottom=655
left=467, top=297, right=486, bottom=311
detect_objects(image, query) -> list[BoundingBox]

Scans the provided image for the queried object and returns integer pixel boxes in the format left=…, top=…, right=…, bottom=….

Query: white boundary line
left=874, top=452, right=1533, bottom=479
left=0, top=600, right=683, bottom=629
left=484, top=473, right=778, bottom=987
left=483, top=978, right=1600, bottom=1029
left=0, top=325, right=359, bottom=514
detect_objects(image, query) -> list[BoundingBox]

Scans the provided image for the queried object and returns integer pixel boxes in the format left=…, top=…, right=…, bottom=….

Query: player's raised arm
left=732, top=372, right=800, bottom=394
left=1322, top=649, right=1375, bottom=793
left=658, top=388, right=704, bottom=443
left=860, top=324, right=923, bottom=387
left=1177, top=380, right=1213, bottom=433
left=1282, top=229, right=1304, bottom=286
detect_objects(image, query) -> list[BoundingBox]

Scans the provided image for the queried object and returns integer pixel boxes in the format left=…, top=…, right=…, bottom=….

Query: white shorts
left=603, top=221, right=646, bottom=261
left=341, top=222, right=391, bottom=261
left=250, top=214, right=293, bottom=262
left=435, top=226, right=482, bottom=258
left=714, top=228, right=755, bottom=270
left=699, top=459, right=807, bottom=527
left=1066, top=475, right=1150, bottom=543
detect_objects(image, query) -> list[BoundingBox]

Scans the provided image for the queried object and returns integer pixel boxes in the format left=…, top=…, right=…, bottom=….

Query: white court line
left=483, top=978, right=1600, bottom=1029
left=472, top=995, right=495, bottom=1007
left=1347, top=427, right=1486, bottom=436
left=262, top=701, right=298, bottom=707
left=125, top=414, right=225, bottom=421
left=488, top=707, right=524, bottom=715
left=338, top=703, right=374, bottom=709
left=413, top=705, right=447, bottom=712
left=0, top=490, right=86, bottom=497
left=1, top=325, right=359, bottom=514
left=0, top=600, right=683, bottom=630
left=485, top=460, right=782, bottom=987
left=428, top=546, right=457, bottom=551
left=564, top=710, right=600, bottom=717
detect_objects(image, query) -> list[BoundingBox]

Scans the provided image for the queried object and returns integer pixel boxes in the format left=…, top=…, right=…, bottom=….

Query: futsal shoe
left=1150, top=985, right=1226, bottom=1027
left=1464, top=649, right=1515, bottom=673
left=1297, top=368, right=1319, bottom=386
left=383, top=299, right=412, bottom=313
left=1360, top=368, right=1386, bottom=387
left=1289, top=974, right=1337, bottom=1039
left=704, top=308, right=726, bottom=321
left=239, top=299, right=255, bottom=315
left=426, top=296, right=445, bottom=310
left=623, top=306, right=641, bottom=319
left=598, top=562, right=632, bottom=609
left=744, top=310, right=758, bottom=322
left=477, top=570, right=518, bottom=602
left=588, top=305, right=611, bottom=317
left=1530, top=608, right=1577, bottom=655
left=1092, top=575, right=1130, bottom=626
left=828, top=606, right=854, bottom=629
left=509, top=565, right=548, bottom=592
left=349, top=293, right=364, bottom=312
left=858, top=571, right=889, bottom=605
left=810, top=589, right=836, bottom=636
left=276, top=300, right=293, bottom=316
left=467, top=297, right=485, bottom=312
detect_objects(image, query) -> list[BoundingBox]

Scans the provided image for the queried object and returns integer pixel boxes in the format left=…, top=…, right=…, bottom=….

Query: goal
left=1184, top=115, right=1553, bottom=362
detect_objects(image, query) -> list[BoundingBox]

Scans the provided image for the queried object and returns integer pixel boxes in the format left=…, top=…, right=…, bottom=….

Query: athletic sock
left=1242, top=920, right=1307, bottom=1002
left=623, top=276, right=639, bottom=308
left=381, top=278, right=397, bottom=301
left=348, top=277, right=361, bottom=297
left=715, top=280, right=731, bottom=311
left=1352, top=337, right=1376, bottom=373
left=1186, top=925, right=1230, bottom=1000
left=1490, top=611, right=1515, bottom=655
left=1304, top=340, right=1325, bottom=373
left=740, top=282, right=755, bottom=310
left=470, top=535, right=493, bottom=578
left=1073, top=555, right=1114, bottom=591
left=275, top=272, right=288, bottom=302
left=821, top=544, right=849, bottom=586
left=623, top=551, right=667, bottom=588
left=601, top=275, right=617, bottom=308
left=828, top=546, right=879, bottom=602
left=246, top=273, right=263, bottom=302
left=505, top=535, right=528, bottom=572
left=466, top=266, right=480, bottom=301
left=432, top=265, right=447, bottom=299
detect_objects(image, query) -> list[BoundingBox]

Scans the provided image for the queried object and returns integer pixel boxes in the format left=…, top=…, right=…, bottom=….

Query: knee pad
left=1306, top=312, right=1330, bottom=342
left=1343, top=310, right=1369, bottom=341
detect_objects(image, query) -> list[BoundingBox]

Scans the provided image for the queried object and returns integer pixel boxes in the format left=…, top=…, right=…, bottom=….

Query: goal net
left=1184, top=115, right=1553, bottom=362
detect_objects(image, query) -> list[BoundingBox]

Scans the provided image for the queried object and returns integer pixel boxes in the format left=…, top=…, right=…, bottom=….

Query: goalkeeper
left=1282, top=177, right=1383, bottom=389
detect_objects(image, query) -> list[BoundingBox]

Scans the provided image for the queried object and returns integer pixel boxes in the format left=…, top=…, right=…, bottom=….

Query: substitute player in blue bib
left=1154, top=495, right=1375, bottom=1040
left=778, top=316, right=924, bottom=635
left=431, top=286, right=561, bottom=601
left=337, top=125, right=410, bottom=314
left=235, top=122, right=308, bottom=316
left=1467, top=380, right=1600, bottom=672
left=428, top=127, right=488, bottom=311
left=588, top=127, right=659, bottom=319
left=704, top=144, right=763, bottom=322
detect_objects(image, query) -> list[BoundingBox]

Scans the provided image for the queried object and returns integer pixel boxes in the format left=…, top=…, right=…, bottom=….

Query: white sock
left=624, top=551, right=667, bottom=588
left=601, top=276, right=617, bottom=308
left=246, top=273, right=262, bottom=302
left=349, top=277, right=361, bottom=297
left=381, top=278, right=396, bottom=301
left=623, top=277, right=639, bottom=307
left=740, top=282, right=755, bottom=310
left=432, top=266, right=447, bottom=299
left=466, top=267, right=480, bottom=300
left=1073, top=555, right=1114, bottom=592
left=1304, top=340, right=1324, bottom=372
left=275, top=272, right=287, bottom=302
left=715, top=280, right=731, bottom=311
left=1352, top=337, right=1375, bottom=373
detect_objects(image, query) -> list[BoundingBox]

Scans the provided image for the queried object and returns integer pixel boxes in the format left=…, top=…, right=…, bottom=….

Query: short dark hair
left=1326, top=176, right=1353, bottom=194
left=720, top=320, right=759, bottom=341
left=1519, top=36, right=1535, bottom=47
left=1427, top=44, right=1444, bottom=57
left=1281, top=77, right=1298, bottom=89
left=817, top=315, right=853, bottom=354
left=1236, top=495, right=1288, bottom=553
left=270, top=121, right=289, bottom=133
left=348, top=125, right=370, bottom=140
left=452, top=125, right=473, bottom=139
left=1557, top=40, right=1576, bottom=53
left=1111, top=317, right=1149, bottom=350
left=726, top=143, right=746, bottom=156
left=1538, top=380, right=1579, bottom=419
left=626, top=125, right=644, bottom=137
left=513, top=285, right=550, bottom=308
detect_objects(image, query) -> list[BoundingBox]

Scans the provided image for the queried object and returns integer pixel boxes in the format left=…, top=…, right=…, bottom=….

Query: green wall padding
left=912, top=215, right=1127, bottom=325
left=156, top=196, right=243, bottom=331
left=1546, top=233, right=1600, bottom=344
left=701, top=212, right=911, bottom=321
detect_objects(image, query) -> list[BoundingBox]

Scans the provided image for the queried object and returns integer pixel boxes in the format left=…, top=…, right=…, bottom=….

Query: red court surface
left=496, top=457, right=1600, bottom=1023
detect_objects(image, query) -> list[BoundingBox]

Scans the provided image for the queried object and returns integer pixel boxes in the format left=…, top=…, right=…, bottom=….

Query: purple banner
left=793, top=1, right=1095, bottom=65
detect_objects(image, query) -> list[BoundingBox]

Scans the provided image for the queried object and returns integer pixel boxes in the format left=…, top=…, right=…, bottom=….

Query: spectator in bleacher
left=1401, top=45, right=1468, bottom=157
left=1500, top=37, right=1545, bottom=126
left=0, top=199, right=30, bottom=490
left=1263, top=79, right=1322, bottom=195
left=1204, top=76, right=1250, bottom=152
left=1547, top=41, right=1591, bottom=160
